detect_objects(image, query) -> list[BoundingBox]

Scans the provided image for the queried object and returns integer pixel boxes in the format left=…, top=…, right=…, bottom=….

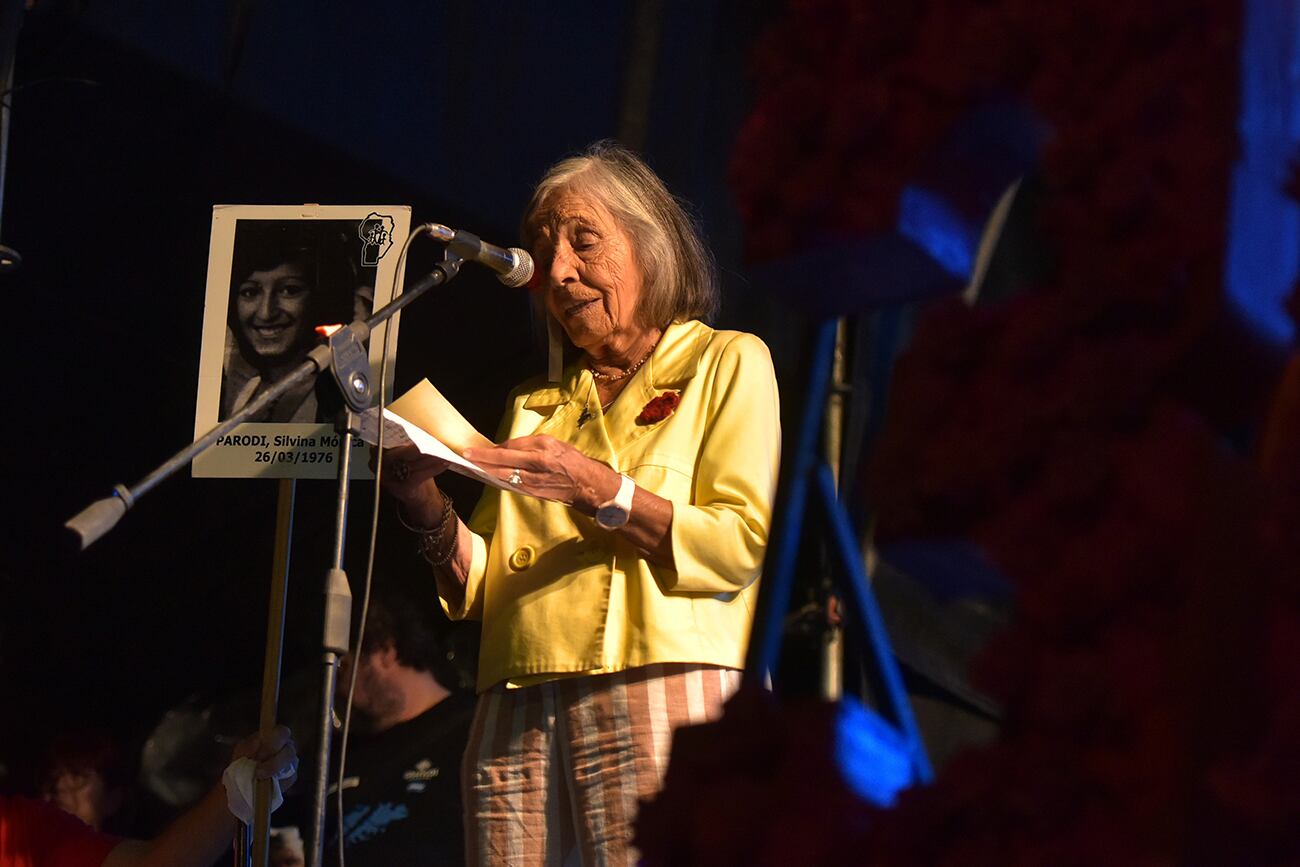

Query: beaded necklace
left=578, top=335, right=661, bottom=428
left=588, top=336, right=659, bottom=383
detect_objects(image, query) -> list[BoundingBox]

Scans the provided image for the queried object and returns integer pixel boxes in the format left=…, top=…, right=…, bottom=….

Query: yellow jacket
left=442, top=319, right=781, bottom=692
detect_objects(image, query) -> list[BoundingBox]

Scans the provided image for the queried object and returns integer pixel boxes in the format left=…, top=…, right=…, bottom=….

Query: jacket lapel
left=603, top=320, right=712, bottom=455
left=519, top=320, right=713, bottom=468
left=529, top=365, right=618, bottom=467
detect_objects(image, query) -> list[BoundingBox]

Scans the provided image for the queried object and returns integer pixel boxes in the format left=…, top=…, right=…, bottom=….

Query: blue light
left=1223, top=0, right=1300, bottom=346
left=833, top=697, right=917, bottom=808
left=897, top=185, right=976, bottom=279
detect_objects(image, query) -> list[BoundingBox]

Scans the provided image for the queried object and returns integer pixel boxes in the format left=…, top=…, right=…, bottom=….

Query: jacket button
left=508, top=546, right=536, bottom=571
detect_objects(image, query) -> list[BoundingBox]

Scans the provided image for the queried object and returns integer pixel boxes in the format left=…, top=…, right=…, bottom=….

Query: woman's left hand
left=463, top=435, right=618, bottom=514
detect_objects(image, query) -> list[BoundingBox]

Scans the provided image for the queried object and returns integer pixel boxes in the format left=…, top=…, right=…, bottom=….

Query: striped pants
left=462, top=663, right=742, bottom=866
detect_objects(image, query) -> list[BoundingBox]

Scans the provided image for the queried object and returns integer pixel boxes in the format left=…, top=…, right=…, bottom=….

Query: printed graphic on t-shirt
left=343, top=801, right=410, bottom=844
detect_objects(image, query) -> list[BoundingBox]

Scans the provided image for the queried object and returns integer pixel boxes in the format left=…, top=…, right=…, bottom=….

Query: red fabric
left=636, top=391, right=682, bottom=424
left=0, top=796, right=121, bottom=867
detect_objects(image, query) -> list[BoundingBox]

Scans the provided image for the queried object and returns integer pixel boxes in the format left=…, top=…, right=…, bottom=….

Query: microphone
left=425, top=223, right=534, bottom=288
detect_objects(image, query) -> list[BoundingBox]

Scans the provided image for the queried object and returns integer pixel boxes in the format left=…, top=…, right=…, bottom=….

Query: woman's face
left=530, top=191, right=646, bottom=354
left=235, top=261, right=314, bottom=361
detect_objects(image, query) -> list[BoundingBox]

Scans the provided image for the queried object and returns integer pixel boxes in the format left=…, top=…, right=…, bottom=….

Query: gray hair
left=522, top=140, right=719, bottom=327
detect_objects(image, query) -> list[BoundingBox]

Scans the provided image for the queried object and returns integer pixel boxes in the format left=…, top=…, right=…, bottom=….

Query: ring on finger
left=507, top=468, right=523, bottom=487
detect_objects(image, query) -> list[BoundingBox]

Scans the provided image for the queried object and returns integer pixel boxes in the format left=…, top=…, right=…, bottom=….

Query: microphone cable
left=333, top=222, right=437, bottom=867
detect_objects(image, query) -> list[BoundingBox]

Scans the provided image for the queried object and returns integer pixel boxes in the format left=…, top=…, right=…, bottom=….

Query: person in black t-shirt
left=279, top=591, right=475, bottom=866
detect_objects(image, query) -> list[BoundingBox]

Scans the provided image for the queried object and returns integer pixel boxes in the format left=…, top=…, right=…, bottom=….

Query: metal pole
left=0, top=0, right=25, bottom=270
left=0, top=0, right=21, bottom=239
left=66, top=256, right=462, bottom=550
left=617, top=0, right=664, bottom=151
left=308, top=414, right=356, bottom=867
left=238, top=477, right=296, bottom=866
left=820, top=317, right=847, bottom=700
left=744, top=318, right=840, bottom=685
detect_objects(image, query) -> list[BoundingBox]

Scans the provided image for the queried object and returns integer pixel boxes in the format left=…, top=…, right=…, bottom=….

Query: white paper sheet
left=357, top=406, right=538, bottom=496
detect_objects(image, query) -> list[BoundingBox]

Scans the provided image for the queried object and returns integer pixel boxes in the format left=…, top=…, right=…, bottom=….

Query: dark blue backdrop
left=0, top=0, right=788, bottom=795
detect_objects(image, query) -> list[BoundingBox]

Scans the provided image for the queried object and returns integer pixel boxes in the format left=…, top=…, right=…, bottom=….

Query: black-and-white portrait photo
left=221, top=219, right=373, bottom=424
left=193, top=205, right=409, bottom=479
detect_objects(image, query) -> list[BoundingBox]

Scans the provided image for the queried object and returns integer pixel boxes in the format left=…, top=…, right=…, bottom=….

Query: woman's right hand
left=372, top=445, right=452, bottom=527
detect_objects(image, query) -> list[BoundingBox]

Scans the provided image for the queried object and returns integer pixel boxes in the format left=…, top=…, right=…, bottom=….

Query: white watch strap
left=612, top=473, right=635, bottom=511
left=596, top=474, right=636, bottom=528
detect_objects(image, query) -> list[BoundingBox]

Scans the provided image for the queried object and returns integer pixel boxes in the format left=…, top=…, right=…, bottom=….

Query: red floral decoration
left=637, top=391, right=681, bottom=424
left=639, top=0, right=1300, bottom=862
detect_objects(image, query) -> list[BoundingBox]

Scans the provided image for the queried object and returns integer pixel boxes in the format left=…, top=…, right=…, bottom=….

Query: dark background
left=0, top=0, right=796, bottom=800
left=9, top=4, right=1293, bottom=849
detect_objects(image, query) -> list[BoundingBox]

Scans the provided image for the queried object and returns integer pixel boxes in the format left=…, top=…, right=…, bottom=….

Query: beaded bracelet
left=416, top=502, right=456, bottom=567
left=421, top=527, right=459, bottom=568
left=397, top=490, right=457, bottom=568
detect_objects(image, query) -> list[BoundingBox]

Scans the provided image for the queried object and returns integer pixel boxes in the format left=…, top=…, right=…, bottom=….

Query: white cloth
left=222, top=757, right=285, bottom=823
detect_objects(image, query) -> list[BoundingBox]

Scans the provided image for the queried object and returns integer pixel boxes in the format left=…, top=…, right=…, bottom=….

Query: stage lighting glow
left=833, top=697, right=917, bottom=808
left=1223, top=0, right=1299, bottom=346
left=897, top=185, right=975, bottom=280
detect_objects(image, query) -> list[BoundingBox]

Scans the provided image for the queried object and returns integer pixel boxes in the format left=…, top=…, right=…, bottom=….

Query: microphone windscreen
left=500, top=248, right=535, bottom=288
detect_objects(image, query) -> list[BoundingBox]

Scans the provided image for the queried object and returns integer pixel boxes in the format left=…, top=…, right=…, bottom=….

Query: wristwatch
left=595, top=474, right=636, bottom=530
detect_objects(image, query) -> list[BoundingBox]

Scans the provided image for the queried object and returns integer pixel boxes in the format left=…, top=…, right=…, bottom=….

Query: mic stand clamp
left=328, top=325, right=373, bottom=413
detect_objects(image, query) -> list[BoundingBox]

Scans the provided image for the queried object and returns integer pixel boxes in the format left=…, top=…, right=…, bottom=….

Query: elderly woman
left=381, top=142, right=780, bottom=865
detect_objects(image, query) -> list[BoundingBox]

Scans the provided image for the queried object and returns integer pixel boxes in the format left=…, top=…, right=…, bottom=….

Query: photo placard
left=192, top=205, right=411, bottom=478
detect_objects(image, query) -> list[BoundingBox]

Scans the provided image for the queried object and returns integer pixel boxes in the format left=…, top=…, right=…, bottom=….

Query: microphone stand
left=66, top=251, right=466, bottom=867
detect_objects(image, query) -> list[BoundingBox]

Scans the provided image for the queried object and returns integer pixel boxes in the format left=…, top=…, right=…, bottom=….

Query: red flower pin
left=637, top=391, right=681, bottom=425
